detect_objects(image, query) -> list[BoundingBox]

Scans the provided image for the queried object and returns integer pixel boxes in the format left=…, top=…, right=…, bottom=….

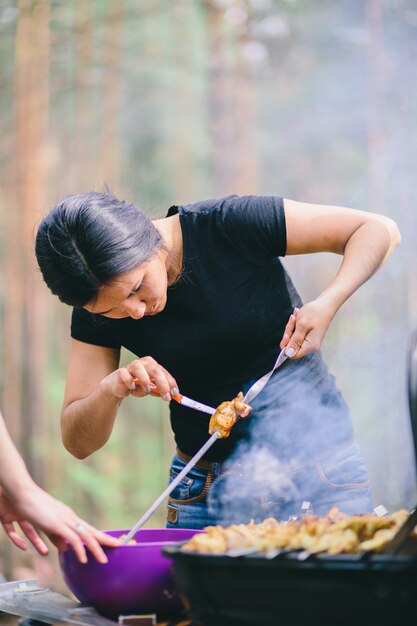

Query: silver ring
left=74, top=522, right=85, bottom=535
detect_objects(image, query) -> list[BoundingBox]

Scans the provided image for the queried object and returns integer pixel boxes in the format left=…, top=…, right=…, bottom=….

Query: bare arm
left=280, top=199, right=401, bottom=357
left=0, top=410, right=119, bottom=562
left=62, top=339, right=178, bottom=459
left=62, top=341, right=122, bottom=458
left=0, top=414, right=33, bottom=490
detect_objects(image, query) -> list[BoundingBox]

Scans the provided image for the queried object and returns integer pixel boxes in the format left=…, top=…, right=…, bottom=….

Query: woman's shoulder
left=167, top=195, right=238, bottom=218
left=167, top=195, right=283, bottom=220
left=169, top=195, right=286, bottom=261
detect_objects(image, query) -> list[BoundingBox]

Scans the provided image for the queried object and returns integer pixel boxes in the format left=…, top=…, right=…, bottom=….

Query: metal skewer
left=136, top=382, right=216, bottom=416
left=121, top=432, right=221, bottom=544
left=243, top=347, right=288, bottom=405
left=124, top=346, right=287, bottom=544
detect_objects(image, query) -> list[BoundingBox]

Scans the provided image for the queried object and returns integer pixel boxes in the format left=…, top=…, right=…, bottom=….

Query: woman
left=0, top=410, right=119, bottom=562
left=35, top=191, right=400, bottom=528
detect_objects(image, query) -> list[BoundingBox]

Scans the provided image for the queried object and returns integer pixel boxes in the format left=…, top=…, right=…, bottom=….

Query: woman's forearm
left=0, top=413, right=35, bottom=498
left=61, top=382, right=122, bottom=459
left=315, top=218, right=400, bottom=318
left=61, top=350, right=179, bottom=459
left=281, top=215, right=400, bottom=358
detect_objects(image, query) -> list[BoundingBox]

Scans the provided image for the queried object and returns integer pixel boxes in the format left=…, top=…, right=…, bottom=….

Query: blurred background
left=0, top=0, right=416, bottom=591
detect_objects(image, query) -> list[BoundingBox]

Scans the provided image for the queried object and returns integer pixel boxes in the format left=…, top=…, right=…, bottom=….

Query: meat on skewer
left=209, top=392, right=252, bottom=439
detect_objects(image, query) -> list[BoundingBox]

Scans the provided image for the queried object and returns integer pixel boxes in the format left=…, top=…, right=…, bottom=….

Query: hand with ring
left=74, top=522, right=85, bottom=534
left=0, top=484, right=120, bottom=563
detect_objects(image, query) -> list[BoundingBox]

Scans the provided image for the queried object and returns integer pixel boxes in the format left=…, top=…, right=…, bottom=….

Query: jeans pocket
left=316, top=448, right=370, bottom=491
left=168, top=469, right=193, bottom=501
left=168, top=456, right=213, bottom=504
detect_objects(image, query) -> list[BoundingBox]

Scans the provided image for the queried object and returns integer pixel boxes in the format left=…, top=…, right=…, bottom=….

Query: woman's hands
left=62, top=343, right=180, bottom=458
left=100, top=356, right=179, bottom=402
left=0, top=483, right=120, bottom=563
left=280, top=198, right=401, bottom=360
left=280, top=301, right=334, bottom=359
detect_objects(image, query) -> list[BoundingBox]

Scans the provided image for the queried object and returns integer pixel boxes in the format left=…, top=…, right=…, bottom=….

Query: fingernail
left=101, top=555, right=108, bottom=564
left=162, top=393, right=171, bottom=401
left=171, top=387, right=179, bottom=396
left=146, top=385, right=152, bottom=393
left=285, top=347, right=295, bottom=357
left=130, top=382, right=136, bottom=390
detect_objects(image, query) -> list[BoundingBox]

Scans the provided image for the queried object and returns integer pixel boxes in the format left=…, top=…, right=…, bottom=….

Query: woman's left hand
left=280, top=301, right=333, bottom=359
left=0, top=484, right=120, bottom=563
left=0, top=487, right=50, bottom=555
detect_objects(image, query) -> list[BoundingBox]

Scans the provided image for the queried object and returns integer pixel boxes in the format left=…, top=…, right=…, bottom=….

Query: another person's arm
left=61, top=340, right=178, bottom=458
left=0, top=411, right=120, bottom=562
left=280, top=199, right=401, bottom=358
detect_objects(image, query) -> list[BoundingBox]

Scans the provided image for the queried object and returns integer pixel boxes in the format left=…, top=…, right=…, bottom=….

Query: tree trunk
left=99, top=1, right=123, bottom=186
left=232, top=19, right=258, bottom=194
left=9, top=0, right=50, bottom=482
left=206, top=1, right=234, bottom=195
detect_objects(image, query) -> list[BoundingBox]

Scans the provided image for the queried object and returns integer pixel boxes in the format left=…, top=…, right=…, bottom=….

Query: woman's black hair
left=35, top=190, right=163, bottom=307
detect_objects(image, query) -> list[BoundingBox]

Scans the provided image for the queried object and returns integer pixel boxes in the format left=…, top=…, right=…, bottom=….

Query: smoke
left=208, top=444, right=301, bottom=524
left=208, top=360, right=374, bottom=523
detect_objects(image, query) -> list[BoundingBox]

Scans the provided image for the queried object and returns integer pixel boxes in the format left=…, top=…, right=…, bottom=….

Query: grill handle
left=381, top=507, right=417, bottom=554
left=378, top=330, right=417, bottom=556
left=408, top=327, right=417, bottom=469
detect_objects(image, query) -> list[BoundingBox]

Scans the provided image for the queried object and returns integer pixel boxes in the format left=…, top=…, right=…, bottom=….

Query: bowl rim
left=100, top=527, right=203, bottom=549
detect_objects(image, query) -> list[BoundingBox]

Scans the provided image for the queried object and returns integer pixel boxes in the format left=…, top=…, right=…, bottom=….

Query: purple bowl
left=59, top=528, right=201, bottom=619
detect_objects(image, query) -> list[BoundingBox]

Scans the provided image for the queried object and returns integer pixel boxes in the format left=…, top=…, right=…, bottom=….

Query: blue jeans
left=166, top=439, right=373, bottom=529
left=166, top=352, right=373, bottom=529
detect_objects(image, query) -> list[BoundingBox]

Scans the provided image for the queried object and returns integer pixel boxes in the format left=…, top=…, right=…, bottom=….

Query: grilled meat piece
left=208, top=391, right=252, bottom=439
left=183, top=518, right=280, bottom=554
left=183, top=508, right=410, bottom=555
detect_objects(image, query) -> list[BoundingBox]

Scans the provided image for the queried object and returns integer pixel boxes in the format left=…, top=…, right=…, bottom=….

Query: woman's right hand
left=62, top=344, right=180, bottom=458
left=100, top=356, right=179, bottom=402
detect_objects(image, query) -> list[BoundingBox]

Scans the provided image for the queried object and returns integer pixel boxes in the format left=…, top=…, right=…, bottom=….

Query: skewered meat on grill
left=182, top=508, right=410, bottom=555
left=208, top=392, right=252, bottom=439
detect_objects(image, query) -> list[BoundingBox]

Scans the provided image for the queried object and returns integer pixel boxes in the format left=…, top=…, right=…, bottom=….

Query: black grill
left=163, top=329, right=417, bottom=626
left=164, top=546, right=417, bottom=626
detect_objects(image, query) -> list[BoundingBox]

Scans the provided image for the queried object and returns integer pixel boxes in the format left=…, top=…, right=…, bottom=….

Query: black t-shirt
left=71, top=195, right=301, bottom=460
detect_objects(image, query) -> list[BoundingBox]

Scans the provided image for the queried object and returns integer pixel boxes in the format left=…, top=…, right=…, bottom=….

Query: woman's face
left=84, top=253, right=169, bottom=320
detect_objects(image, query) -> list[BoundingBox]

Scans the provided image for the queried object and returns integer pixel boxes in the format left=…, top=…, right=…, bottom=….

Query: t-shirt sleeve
left=71, top=307, right=121, bottom=349
left=193, top=195, right=286, bottom=265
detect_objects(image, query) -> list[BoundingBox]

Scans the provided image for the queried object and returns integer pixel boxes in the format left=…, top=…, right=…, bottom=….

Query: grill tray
left=164, top=544, right=417, bottom=626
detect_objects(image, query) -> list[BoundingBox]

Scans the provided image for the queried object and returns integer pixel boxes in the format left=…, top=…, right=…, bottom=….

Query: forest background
left=0, top=0, right=416, bottom=590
